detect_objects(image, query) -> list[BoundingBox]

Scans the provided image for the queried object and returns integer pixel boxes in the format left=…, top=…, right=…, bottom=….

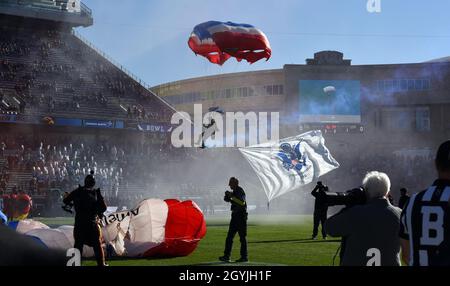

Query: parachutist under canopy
left=197, top=119, right=218, bottom=149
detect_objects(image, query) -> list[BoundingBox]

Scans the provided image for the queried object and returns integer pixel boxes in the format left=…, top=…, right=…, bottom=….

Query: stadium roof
left=0, top=0, right=93, bottom=27
left=425, top=56, right=450, bottom=63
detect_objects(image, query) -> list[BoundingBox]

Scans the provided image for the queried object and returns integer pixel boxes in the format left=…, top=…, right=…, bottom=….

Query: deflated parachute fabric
left=12, top=199, right=206, bottom=258
left=188, top=21, right=271, bottom=65
left=143, top=199, right=207, bottom=257
left=14, top=221, right=94, bottom=257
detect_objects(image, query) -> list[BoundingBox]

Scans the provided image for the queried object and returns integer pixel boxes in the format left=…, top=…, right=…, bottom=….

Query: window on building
left=273, top=85, right=279, bottom=95
left=408, top=80, right=415, bottom=90
left=243, top=87, right=248, bottom=97
left=378, top=80, right=384, bottom=91
left=423, top=79, right=430, bottom=90
left=400, top=79, right=408, bottom=91
left=416, top=107, right=431, bottom=132
left=393, top=80, right=400, bottom=91
left=415, top=80, right=423, bottom=90
left=383, top=108, right=414, bottom=131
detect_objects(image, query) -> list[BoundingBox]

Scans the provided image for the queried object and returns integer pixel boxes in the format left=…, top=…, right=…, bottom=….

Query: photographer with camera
left=219, top=177, right=248, bottom=263
left=311, top=181, right=328, bottom=240
left=63, top=170, right=108, bottom=266
left=324, top=171, right=402, bottom=266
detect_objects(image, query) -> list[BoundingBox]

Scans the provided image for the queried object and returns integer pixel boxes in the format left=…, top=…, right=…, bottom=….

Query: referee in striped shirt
left=399, top=140, right=450, bottom=266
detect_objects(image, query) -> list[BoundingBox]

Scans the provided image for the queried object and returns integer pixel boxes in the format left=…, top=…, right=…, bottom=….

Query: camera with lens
left=314, top=181, right=366, bottom=208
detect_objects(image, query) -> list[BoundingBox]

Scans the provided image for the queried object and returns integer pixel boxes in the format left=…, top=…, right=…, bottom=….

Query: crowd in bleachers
left=0, top=133, right=185, bottom=208
left=0, top=130, right=440, bottom=215
left=0, top=25, right=172, bottom=122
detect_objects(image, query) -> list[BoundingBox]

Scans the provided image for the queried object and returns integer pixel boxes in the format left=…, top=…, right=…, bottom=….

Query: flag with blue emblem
left=239, top=130, right=339, bottom=202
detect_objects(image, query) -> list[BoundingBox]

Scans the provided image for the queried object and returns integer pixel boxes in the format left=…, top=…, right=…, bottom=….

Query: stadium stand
left=0, top=25, right=172, bottom=122
left=0, top=2, right=181, bottom=213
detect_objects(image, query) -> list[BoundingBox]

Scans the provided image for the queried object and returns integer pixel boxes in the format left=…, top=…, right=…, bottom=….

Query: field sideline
left=37, top=215, right=341, bottom=266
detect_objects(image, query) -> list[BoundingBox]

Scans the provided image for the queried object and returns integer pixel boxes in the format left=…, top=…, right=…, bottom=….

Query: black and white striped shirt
left=399, top=179, right=450, bottom=266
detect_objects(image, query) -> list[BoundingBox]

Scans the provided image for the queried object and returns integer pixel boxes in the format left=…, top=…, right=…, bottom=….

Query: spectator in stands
left=0, top=141, right=5, bottom=157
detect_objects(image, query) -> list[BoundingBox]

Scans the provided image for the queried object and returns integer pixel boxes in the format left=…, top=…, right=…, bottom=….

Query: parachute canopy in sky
left=12, top=199, right=206, bottom=258
left=188, top=21, right=271, bottom=65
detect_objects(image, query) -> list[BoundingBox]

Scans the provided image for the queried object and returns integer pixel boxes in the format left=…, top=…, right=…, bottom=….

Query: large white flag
left=239, top=130, right=339, bottom=202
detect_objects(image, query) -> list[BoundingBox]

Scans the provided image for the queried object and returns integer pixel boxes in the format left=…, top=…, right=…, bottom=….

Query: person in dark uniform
left=398, top=187, right=410, bottom=210
left=197, top=119, right=217, bottom=149
left=219, top=177, right=248, bottom=263
left=63, top=171, right=107, bottom=266
left=311, top=181, right=328, bottom=240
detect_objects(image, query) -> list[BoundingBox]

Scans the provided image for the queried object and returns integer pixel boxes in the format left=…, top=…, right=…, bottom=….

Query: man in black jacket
left=63, top=171, right=107, bottom=266
left=311, top=182, right=328, bottom=240
left=219, top=177, right=248, bottom=263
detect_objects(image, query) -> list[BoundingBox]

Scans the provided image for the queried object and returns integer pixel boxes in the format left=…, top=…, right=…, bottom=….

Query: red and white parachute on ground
left=14, top=199, right=207, bottom=258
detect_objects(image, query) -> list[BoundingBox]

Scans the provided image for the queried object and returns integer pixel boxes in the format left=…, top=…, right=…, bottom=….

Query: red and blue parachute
left=188, top=21, right=271, bottom=65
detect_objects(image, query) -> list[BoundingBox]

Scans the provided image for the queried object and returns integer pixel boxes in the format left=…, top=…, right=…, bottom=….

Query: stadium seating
left=0, top=25, right=171, bottom=122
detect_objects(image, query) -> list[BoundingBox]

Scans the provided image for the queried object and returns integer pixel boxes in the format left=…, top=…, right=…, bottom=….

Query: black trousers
left=74, top=223, right=105, bottom=266
left=312, top=209, right=327, bottom=238
left=224, top=212, right=248, bottom=258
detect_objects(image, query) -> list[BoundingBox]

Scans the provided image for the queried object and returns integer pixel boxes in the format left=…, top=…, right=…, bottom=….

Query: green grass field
left=36, top=215, right=341, bottom=266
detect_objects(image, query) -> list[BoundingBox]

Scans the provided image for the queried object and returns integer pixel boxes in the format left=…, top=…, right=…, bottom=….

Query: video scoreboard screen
left=299, top=80, right=361, bottom=124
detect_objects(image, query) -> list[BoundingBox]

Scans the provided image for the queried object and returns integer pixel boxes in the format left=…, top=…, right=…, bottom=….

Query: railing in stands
left=80, top=2, right=91, bottom=16
left=71, top=29, right=180, bottom=114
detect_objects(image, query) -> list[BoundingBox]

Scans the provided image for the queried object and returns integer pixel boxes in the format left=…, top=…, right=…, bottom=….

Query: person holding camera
left=63, top=170, right=108, bottom=266
left=219, top=177, right=248, bottom=263
left=324, top=171, right=402, bottom=266
left=311, top=181, right=329, bottom=240
left=399, top=140, right=450, bottom=266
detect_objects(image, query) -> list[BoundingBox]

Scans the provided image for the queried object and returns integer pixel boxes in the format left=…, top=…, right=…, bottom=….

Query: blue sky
left=77, top=0, right=450, bottom=87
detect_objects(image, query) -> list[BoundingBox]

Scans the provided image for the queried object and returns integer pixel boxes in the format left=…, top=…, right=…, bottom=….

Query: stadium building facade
left=152, top=51, right=450, bottom=155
